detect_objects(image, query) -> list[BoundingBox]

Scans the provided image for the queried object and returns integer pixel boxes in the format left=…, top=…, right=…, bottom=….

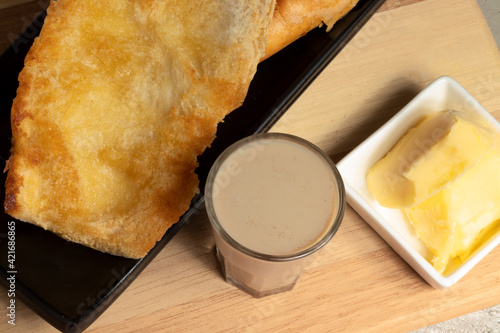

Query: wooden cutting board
left=1, top=0, right=499, bottom=332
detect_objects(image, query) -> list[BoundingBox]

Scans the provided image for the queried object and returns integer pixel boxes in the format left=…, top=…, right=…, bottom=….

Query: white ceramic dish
left=336, top=76, right=500, bottom=289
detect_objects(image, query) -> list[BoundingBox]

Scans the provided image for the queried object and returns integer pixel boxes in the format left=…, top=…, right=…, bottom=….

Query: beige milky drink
left=205, top=133, right=345, bottom=297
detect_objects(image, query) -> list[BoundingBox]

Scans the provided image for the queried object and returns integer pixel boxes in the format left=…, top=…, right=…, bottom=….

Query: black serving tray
left=0, top=0, right=386, bottom=331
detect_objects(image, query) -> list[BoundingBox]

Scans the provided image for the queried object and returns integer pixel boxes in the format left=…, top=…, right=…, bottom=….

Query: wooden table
left=1, top=0, right=500, bottom=331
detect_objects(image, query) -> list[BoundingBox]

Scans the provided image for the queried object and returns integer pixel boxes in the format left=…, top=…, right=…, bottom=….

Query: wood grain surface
left=1, top=0, right=499, bottom=332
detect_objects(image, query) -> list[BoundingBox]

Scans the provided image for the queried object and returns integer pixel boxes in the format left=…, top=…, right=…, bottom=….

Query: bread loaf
left=5, top=0, right=275, bottom=258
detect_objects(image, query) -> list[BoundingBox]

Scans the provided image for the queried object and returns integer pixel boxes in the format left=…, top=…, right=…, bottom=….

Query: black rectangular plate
left=0, top=0, right=385, bottom=331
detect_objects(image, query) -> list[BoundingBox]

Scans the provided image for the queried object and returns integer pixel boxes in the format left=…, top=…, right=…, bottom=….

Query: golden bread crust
left=262, top=0, right=359, bottom=60
left=5, top=0, right=275, bottom=258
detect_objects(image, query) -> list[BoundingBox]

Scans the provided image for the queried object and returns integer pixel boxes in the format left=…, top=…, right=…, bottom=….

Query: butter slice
left=405, top=148, right=500, bottom=274
left=367, top=111, right=494, bottom=208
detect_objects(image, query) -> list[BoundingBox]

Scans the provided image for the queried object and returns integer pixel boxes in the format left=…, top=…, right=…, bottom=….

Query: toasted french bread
left=262, top=0, right=359, bottom=60
left=5, top=0, right=275, bottom=258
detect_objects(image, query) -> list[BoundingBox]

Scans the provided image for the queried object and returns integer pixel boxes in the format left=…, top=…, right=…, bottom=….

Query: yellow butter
left=367, top=111, right=494, bottom=208
left=405, top=148, right=500, bottom=274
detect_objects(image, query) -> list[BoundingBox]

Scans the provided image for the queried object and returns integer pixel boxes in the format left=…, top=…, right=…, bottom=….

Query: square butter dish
left=336, top=76, right=500, bottom=289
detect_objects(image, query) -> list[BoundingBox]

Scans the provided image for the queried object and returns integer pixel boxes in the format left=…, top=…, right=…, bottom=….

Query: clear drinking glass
left=205, top=133, right=345, bottom=298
